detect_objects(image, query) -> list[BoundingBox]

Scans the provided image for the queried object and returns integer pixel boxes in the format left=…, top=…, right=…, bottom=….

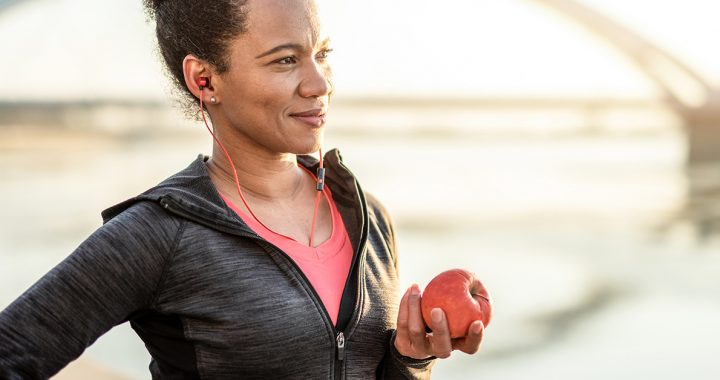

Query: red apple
left=420, top=269, right=493, bottom=338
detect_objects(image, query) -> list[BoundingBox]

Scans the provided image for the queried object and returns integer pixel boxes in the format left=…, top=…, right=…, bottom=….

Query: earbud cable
left=308, top=151, right=324, bottom=247
left=200, top=89, right=324, bottom=247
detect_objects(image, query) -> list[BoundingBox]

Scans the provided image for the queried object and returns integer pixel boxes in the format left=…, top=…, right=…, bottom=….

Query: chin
left=295, top=146, right=322, bottom=156
left=294, top=134, right=325, bottom=156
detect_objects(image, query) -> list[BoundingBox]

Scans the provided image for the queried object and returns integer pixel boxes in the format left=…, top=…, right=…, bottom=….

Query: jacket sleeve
left=379, top=330, right=435, bottom=379
left=0, top=202, right=180, bottom=379
left=365, top=193, right=436, bottom=379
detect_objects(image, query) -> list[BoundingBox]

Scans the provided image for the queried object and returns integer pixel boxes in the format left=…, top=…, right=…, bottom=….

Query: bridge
left=534, top=0, right=720, bottom=164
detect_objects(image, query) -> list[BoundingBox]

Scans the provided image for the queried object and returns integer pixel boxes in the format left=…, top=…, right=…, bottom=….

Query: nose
left=298, top=61, right=332, bottom=98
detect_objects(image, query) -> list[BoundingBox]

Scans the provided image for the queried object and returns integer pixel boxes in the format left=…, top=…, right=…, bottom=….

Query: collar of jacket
left=101, top=148, right=367, bottom=255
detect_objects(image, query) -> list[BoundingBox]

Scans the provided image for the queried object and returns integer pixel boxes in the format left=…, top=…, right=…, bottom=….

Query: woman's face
left=213, top=0, right=332, bottom=156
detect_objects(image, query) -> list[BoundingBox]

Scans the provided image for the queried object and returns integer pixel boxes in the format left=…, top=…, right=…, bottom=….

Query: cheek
left=222, top=71, right=300, bottom=130
left=251, top=77, right=297, bottom=112
left=323, top=65, right=333, bottom=82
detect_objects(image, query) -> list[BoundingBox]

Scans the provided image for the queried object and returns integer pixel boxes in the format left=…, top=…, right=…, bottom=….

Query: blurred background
left=1, top=0, right=720, bottom=378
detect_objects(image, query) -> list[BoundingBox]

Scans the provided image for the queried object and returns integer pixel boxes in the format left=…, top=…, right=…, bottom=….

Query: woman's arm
left=366, top=193, right=484, bottom=378
left=0, top=202, right=180, bottom=379
left=364, top=193, right=436, bottom=379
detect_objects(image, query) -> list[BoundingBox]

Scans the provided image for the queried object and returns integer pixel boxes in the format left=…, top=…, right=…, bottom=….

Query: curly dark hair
left=143, top=0, right=249, bottom=117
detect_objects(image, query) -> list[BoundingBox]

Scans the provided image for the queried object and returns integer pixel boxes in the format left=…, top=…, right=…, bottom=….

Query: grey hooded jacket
left=0, top=150, right=435, bottom=379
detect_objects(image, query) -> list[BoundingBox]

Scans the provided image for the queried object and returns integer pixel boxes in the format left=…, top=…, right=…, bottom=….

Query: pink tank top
left=220, top=186, right=353, bottom=326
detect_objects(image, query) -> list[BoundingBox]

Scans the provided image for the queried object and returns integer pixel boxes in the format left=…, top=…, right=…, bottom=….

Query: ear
left=183, top=54, right=215, bottom=99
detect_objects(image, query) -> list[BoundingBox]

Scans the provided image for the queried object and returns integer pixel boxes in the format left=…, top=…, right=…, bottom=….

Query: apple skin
left=420, top=269, right=493, bottom=338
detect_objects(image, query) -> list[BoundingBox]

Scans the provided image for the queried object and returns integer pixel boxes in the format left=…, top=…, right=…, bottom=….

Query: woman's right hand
left=394, top=284, right=485, bottom=359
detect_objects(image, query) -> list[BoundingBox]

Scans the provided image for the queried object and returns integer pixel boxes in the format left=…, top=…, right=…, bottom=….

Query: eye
left=275, top=56, right=297, bottom=65
left=316, top=48, right=334, bottom=61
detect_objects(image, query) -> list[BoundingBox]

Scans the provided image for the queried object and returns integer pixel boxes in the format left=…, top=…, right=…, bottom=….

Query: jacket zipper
left=336, top=332, right=345, bottom=361
left=160, top=194, right=368, bottom=379
left=331, top=160, right=370, bottom=380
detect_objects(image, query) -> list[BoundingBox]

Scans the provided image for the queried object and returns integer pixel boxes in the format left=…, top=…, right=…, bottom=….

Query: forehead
left=243, top=0, right=323, bottom=47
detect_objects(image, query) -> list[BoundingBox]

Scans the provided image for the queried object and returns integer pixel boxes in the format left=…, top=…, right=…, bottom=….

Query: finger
left=395, top=286, right=412, bottom=344
left=407, top=284, right=429, bottom=352
left=428, top=308, right=452, bottom=358
left=453, top=320, right=484, bottom=355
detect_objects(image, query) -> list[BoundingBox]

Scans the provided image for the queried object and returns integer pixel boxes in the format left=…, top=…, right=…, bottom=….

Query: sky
left=0, top=0, right=718, bottom=102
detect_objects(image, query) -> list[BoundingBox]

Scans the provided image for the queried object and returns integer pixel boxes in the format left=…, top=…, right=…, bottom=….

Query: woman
left=0, top=0, right=484, bottom=378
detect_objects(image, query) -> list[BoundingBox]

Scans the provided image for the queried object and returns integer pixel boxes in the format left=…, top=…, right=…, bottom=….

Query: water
left=1, top=125, right=719, bottom=379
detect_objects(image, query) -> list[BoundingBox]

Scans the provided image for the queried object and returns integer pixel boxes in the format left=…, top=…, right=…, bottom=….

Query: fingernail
left=472, top=321, right=484, bottom=334
left=431, top=308, right=443, bottom=323
left=411, top=284, right=420, bottom=296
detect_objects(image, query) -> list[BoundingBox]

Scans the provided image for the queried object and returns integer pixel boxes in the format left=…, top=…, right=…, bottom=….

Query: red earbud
left=197, top=77, right=210, bottom=90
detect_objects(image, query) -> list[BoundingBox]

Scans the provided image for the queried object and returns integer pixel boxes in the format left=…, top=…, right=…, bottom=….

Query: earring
left=210, top=96, right=218, bottom=104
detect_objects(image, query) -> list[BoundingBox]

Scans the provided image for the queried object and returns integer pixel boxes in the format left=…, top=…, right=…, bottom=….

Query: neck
left=206, top=138, right=320, bottom=204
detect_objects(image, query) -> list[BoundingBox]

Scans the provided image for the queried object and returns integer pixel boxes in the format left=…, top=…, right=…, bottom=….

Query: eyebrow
left=254, top=38, right=331, bottom=59
left=255, top=43, right=304, bottom=59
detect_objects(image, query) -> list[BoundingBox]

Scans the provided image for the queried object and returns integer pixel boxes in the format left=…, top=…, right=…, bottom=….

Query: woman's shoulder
left=102, top=198, right=179, bottom=226
left=101, top=155, right=218, bottom=224
left=364, top=191, right=394, bottom=229
left=97, top=200, right=187, bottom=258
left=363, top=191, right=398, bottom=257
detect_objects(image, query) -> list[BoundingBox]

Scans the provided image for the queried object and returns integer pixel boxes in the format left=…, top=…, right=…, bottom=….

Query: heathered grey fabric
left=0, top=150, right=435, bottom=379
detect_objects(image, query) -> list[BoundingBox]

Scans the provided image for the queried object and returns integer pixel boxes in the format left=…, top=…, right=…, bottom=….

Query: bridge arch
left=533, top=0, right=720, bottom=163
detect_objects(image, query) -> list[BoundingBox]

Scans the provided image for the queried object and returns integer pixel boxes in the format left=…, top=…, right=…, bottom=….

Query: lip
left=289, top=108, right=327, bottom=128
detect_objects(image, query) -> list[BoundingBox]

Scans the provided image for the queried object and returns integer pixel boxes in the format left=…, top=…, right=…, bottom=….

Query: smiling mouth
left=289, top=109, right=327, bottom=128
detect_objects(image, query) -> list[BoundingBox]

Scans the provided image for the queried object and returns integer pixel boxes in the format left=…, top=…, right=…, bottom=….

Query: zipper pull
left=336, top=332, right=346, bottom=361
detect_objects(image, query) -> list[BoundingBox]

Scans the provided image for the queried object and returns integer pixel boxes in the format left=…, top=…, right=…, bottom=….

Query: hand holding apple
left=421, top=269, right=493, bottom=338
left=394, top=269, right=491, bottom=359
